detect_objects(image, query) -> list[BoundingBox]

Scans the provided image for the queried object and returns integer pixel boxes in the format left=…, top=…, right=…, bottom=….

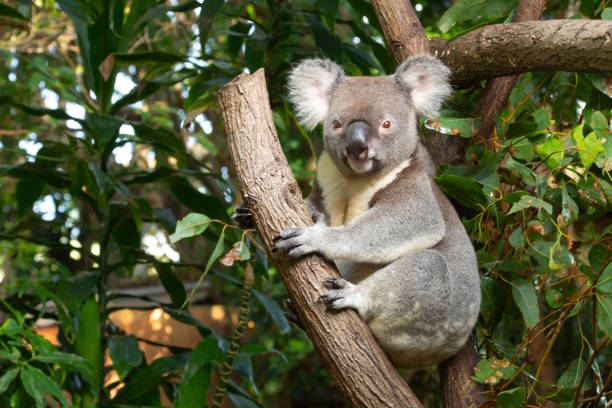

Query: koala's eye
left=332, top=120, right=342, bottom=130
left=382, top=120, right=392, bottom=129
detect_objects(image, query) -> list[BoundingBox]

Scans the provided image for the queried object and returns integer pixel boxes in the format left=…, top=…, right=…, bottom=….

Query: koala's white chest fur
left=316, top=152, right=409, bottom=227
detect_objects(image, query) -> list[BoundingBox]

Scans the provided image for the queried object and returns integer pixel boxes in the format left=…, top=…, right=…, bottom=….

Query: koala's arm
left=275, top=177, right=445, bottom=263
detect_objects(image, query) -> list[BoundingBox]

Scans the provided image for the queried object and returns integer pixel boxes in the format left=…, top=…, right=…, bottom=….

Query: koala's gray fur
left=276, top=55, right=481, bottom=368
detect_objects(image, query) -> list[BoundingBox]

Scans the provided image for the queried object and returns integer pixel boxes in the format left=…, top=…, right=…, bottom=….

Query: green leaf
left=245, top=37, right=266, bottom=72
left=75, top=296, right=102, bottom=387
left=586, top=110, right=609, bottom=131
left=20, top=366, right=69, bottom=408
left=437, top=117, right=478, bottom=138
left=34, top=352, right=96, bottom=386
left=602, top=8, right=612, bottom=20
left=0, top=349, right=20, bottom=364
left=85, top=113, right=122, bottom=150
left=55, top=0, right=91, bottom=22
left=544, top=288, right=564, bottom=309
left=109, top=335, right=143, bottom=380
left=496, top=387, right=525, bottom=408
left=0, top=367, right=19, bottom=394
left=181, top=230, right=226, bottom=309
left=342, top=42, right=380, bottom=73
left=198, top=0, right=224, bottom=54
left=535, top=137, right=564, bottom=169
left=133, top=123, right=184, bottom=153
left=305, top=13, right=343, bottom=63
left=511, top=279, right=539, bottom=329
left=508, top=195, right=552, bottom=216
left=168, top=177, right=230, bottom=221
left=176, top=368, right=212, bottom=408
left=573, top=127, right=605, bottom=171
left=439, top=0, right=517, bottom=33
left=155, top=264, right=187, bottom=307
left=561, top=183, right=579, bottom=223
left=155, top=207, right=177, bottom=233
left=204, top=230, right=226, bottom=274
left=597, top=295, right=612, bottom=338
left=557, top=358, right=586, bottom=398
left=319, top=0, right=340, bottom=25
left=114, top=353, right=190, bottom=402
left=227, top=392, right=262, bottom=408
left=170, top=213, right=211, bottom=243
left=596, top=262, right=612, bottom=294
left=434, top=174, right=488, bottom=209
left=176, top=337, right=222, bottom=407
left=16, top=179, right=46, bottom=218
left=0, top=4, right=28, bottom=20
left=237, top=344, right=287, bottom=363
left=471, top=357, right=515, bottom=384
left=480, top=276, right=505, bottom=328
left=182, top=337, right=222, bottom=385
left=252, top=290, right=290, bottom=333
left=509, top=227, right=525, bottom=248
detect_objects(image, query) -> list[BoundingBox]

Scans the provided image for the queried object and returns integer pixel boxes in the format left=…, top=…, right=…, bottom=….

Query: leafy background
left=0, top=0, right=610, bottom=407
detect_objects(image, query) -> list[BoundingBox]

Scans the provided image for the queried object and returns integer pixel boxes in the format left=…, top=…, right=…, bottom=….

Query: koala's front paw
left=232, top=205, right=254, bottom=230
left=273, top=225, right=325, bottom=257
left=320, top=278, right=364, bottom=315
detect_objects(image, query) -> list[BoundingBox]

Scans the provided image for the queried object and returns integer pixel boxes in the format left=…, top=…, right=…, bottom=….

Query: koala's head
left=287, top=55, right=451, bottom=176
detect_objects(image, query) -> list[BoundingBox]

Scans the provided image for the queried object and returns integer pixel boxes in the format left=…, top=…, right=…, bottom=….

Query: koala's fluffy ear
left=394, top=55, right=451, bottom=118
left=287, top=59, right=345, bottom=130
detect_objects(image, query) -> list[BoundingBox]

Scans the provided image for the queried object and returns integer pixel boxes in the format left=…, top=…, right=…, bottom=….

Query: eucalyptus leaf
left=511, top=279, right=539, bottom=329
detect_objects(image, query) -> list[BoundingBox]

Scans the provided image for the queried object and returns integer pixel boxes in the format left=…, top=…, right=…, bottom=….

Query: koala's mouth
left=346, top=153, right=374, bottom=174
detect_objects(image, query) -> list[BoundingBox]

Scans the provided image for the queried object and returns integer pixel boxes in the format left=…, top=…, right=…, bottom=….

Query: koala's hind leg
left=321, top=249, right=456, bottom=364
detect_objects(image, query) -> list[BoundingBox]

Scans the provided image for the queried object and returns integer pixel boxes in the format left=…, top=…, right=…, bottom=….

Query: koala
left=274, top=55, right=481, bottom=368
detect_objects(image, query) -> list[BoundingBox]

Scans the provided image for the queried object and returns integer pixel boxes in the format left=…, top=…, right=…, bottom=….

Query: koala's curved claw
left=287, top=244, right=316, bottom=257
left=232, top=205, right=255, bottom=230
left=323, top=277, right=346, bottom=289
left=273, top=228, right=301, bottom=241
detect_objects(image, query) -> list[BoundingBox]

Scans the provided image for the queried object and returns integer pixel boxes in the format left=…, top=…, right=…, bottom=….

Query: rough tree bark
left=371, top=1, right=484, bottom=407
left=436, top=19, right=612, bottom=86
left=218, top=69, right=422, bottom=408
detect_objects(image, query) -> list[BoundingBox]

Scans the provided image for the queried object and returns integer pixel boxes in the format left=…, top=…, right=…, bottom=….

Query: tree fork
left=219, top=69, right=422, bottom=408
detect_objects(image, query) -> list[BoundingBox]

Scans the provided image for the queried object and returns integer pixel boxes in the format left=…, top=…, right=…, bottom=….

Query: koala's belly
left=368, top=314, right=471, bottom=368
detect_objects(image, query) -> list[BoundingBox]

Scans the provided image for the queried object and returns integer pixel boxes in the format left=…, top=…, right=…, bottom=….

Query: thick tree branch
left=371, top=0, right=430, bottom=60
left=219, top=69, right=422, bottom=408
left=435, top=19, right=612, bottom=86
left=477, top=0, right=546, bottom=148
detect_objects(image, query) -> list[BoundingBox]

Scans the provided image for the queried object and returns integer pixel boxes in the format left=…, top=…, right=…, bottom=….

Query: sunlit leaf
left=170, top=213, right=211, bottom=244
left=21, top=366, right=69, bottom=408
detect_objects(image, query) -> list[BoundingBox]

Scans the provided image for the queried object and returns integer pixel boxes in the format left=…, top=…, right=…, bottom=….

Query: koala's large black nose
left=346, top=121, right=371, bottom=160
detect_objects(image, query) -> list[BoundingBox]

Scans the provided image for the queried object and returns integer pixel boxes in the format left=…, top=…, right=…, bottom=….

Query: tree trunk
left=478, top=0, right=546, bottom=149
left=435, top=19, right=612, bottom=86
left=219, top=69, right=422, bottom=408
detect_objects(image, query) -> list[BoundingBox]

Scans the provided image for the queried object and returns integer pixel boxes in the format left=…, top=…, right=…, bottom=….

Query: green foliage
left=0, top=0, right=610, bottom=407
